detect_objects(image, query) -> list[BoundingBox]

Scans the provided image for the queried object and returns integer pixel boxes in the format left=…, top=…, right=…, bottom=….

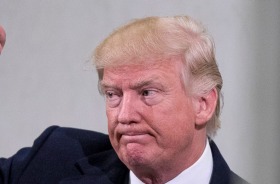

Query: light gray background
left=0, top=1, right=279, bottom=184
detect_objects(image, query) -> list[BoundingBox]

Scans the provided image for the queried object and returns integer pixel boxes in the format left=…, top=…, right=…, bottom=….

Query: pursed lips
left=116, top=130, right=152, bottom=144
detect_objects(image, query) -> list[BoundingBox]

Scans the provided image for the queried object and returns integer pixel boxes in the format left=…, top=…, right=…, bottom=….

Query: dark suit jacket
left=0, top=126, right=248, bottom=184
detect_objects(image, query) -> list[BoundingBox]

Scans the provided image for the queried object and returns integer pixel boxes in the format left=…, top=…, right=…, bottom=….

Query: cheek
left=106, top=106, right=118, bottom=124
left=155, top=97, right=195, bottom=122
left=156, top=116, right=194, bottom=151
left=151, top=99, right=195, bottom=141
left=106, top=108, right=118, bottom=139
left=107, top=121, right=119, bottom=152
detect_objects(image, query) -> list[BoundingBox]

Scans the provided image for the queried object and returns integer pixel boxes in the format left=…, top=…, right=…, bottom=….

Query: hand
left=0, top=25, right=6, bottom=54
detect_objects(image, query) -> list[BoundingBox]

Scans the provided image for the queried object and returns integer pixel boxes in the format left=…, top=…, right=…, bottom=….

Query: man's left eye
left=140, top=89, right=163, bottom=106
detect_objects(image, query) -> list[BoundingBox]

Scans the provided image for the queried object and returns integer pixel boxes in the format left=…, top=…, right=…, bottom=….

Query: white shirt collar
left=129, top=139, right=213, bottom=184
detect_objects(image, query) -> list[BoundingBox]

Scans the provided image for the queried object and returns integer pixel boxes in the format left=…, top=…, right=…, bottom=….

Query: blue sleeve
left=0, top=126, right=59, bottom=184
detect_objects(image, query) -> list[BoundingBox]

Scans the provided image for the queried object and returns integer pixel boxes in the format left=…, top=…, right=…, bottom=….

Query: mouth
left=116, top=130, right=152, bottom=144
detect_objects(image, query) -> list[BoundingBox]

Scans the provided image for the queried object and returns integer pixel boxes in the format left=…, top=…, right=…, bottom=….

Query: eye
left=106, top=91, right=115, bottom=98
left=142, top=90, right=156, bottom=97
left=104, top=90, right=122, bottom=107
left=140, top=89, right=163, bottom=106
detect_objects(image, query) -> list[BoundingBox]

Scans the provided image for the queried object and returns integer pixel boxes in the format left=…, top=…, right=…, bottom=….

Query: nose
left=117, top=93, right=141, bottom=124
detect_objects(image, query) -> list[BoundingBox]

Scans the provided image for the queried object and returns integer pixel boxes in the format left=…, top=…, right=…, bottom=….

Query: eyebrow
left=99, top=81, right=118, bottom=91
left=100, top=76, right=164, bottom=90
left=130, top=79, right=160, bottom=90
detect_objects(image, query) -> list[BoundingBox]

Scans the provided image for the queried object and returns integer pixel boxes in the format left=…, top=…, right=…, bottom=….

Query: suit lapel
left=60, top=149, right=129, bottom=184
left=209, top=140, right=231, bottom=184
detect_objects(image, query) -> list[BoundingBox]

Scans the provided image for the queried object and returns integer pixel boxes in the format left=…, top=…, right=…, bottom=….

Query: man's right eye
left=105, top=91, right=118, bottom=99
left=106, top=91, right=115, bottom=98
left=104, top=91, right=121, bottom=107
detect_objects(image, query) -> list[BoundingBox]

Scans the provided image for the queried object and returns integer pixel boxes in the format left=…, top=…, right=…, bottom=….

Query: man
left=0, top=16, right=248, bottom=184
left=0, top=25, right=6, bottom=54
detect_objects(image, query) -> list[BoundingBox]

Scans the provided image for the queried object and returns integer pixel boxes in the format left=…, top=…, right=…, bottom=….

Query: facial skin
left=0, top=25, right=6, bottom=54
left=101, top=58, right=212, bottom=184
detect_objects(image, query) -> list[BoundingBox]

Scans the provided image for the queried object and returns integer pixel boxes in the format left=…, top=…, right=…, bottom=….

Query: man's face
left=101, top=59, right=202, bottom=172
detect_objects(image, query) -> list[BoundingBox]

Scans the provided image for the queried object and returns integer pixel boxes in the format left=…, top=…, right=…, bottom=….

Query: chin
left=119, top=145, right=149, bottom=168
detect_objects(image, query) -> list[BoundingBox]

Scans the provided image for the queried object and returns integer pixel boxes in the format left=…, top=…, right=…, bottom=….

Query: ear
left=194, top=88, right=218, bottom=126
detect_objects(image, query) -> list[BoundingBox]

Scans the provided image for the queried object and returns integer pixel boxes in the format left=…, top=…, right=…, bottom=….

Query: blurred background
left=0, top=1, right=279, bottom=183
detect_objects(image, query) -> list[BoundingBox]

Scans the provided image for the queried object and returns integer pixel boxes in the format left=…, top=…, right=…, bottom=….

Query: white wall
left=0, top=1, right=279, bottom=183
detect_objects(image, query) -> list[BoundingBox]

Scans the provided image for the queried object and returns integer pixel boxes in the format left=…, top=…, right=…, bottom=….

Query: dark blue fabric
left=0, top=126, right=248, bottom=184
left=209, top=140, right=248, bottom=184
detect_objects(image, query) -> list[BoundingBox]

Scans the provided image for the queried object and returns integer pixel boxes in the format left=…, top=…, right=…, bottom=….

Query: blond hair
left=93, top=16, right=223, bottom=137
